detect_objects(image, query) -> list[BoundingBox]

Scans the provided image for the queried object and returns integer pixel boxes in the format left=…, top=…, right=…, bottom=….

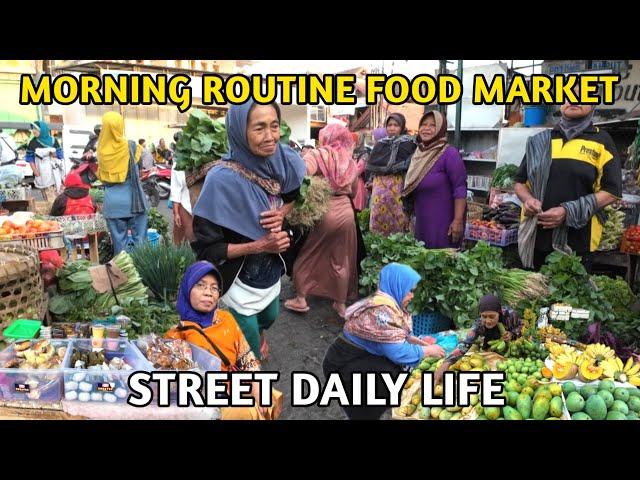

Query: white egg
left=90, top=392, right=103, bottom=402
left=78, top=392, right=91, bottom=402
left=79, top=382, right=93, bottom=392
left=103, top=393, right=117, bottom=403
left=65, top=381, right=78, bottom=391
left=72, top=372, right=86, bottom=382
left=114, top=388, right=127, bottom=399
left=65, top=391, right=78, bottom=401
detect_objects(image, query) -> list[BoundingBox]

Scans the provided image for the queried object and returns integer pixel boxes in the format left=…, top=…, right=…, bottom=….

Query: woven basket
left=0, top=246, right=48, bottom=333
left=186, top=161, right=217, bottom=208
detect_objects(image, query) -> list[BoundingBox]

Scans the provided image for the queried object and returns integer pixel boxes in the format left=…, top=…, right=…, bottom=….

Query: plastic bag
left=0, top=164, right=23, bottom=188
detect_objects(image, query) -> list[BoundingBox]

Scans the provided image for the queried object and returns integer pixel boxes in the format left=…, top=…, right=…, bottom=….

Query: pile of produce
left=621, top=225, right=640, bottom=254
left=147, top=208, right=169, bottom=240
left=489, top=336, right=548, bottom=360
left=597, top=205, right=626, bottom=251
left=49, top=252, right=148, bottom=317
left=174, top=109, right=228, bottom=173
left=486, top=379, right=566, bottom=420
left=360, top=237, right=548, bottom=329
left=285, top=176, right=332, bottom=228
left=593, top=276, right=640, bottom=346
left=359, top=233, right=430, bottom=296
left=545, top=341, right=640, bottom=386
left=537, top=252, right=614, bottom=339
left=396, top=352, right=489, bottom=420
left=490, top=164, right=519, bottom=189
left=357, top=208, right=370, bottom=233
left=481, top=201, right=520, bottom=228
left=563, top=380, right=640, bottom=420
left=0, top=218, right=61, bottom=239
left=130, top=241, right=196, bottom=303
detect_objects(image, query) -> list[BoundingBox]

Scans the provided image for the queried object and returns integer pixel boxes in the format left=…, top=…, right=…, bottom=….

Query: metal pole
left=454, top=60, right=463, bottom=149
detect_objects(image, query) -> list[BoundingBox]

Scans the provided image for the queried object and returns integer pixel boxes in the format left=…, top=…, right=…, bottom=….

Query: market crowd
left=28, top=91, right=622, bottom=420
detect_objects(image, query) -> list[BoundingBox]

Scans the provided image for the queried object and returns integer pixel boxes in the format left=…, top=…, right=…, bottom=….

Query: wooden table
left=0, top=404, right=85, bottom=420
left=2, top=198, right=36, bottom=213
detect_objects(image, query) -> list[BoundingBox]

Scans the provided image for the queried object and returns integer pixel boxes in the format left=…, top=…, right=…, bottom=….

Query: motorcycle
left=140, top=168, right=160, bottom=208
left=153, top=163, right=172, bottom=200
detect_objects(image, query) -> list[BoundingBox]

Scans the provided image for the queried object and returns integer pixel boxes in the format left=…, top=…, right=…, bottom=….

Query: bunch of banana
left=545, top=340, right=576, bottom=360
left=601, top=357, right=640, bottom=386
left=583, top=343, right=616, bottom=365
left=556, top=351, right=583, bottom=366
left=488, top=339, right=507, bottom=354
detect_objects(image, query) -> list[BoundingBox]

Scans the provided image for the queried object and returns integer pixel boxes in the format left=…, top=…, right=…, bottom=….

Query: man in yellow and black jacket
left=514, top=101, right=622, bottom=272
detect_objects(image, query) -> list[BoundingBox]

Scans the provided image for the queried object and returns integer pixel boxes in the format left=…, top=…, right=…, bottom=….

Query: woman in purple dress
left=403, top=111, right=467, bottom=249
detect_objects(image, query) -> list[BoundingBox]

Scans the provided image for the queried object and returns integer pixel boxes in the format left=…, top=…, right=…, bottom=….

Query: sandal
left=332, top=302, right=346, bottom=320
left=260, top=336, right=270, bottom=361
left=284, top=298, right=310, bottom=313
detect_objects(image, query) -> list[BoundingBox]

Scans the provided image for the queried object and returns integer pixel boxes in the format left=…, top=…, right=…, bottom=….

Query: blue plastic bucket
left=523, top=106, right=547, bottom=126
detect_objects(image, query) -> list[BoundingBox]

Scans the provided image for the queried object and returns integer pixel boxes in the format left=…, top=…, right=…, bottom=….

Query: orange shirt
left=165, top=309, right=260, bottom=372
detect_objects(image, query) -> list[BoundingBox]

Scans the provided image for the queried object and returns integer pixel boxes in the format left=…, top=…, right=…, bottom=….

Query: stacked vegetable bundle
left=49, top=252, right=148, bottom=317
left=174, top=109, right=228, bottom=173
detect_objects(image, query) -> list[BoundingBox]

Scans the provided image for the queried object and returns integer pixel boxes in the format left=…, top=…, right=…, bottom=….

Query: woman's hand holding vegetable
left=422, top=344, right=445, bottom=358
left=433, top=361, right=451, bottom=386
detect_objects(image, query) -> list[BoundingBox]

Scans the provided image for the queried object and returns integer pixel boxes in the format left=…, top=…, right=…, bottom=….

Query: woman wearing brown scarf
left=403, top=111, right=467, bottom=248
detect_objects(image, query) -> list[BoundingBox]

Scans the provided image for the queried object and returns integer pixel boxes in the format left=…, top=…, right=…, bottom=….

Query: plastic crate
left=0, top=230, right=65, bottom=251
left=133, top=339, right=222, bottom=372
left=0, top=187, right=28, bottom=202
left=132, top=338, right=222, bottom=405
left=465, top=224, right=518, bottom=247
left=2, top=319, right=42, bottom=340
left=62, top=339, right=152, bottom=404
left=0, top=339, right=71, bottom=403
left=412, top=311, right=453, bottom=336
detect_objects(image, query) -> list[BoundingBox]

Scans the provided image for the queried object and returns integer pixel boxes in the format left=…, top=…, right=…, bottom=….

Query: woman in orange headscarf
left=284, top=124, right=362, bottom=319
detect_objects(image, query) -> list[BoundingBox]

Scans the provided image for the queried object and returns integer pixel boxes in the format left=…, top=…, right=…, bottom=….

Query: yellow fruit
left=553, top=362, right=578, bottom=380
left=549, top=383, right=563, bottom=396
left=583, top=344, right=615, bottom=365
left=578, top=360, right=604, bottom=382
left=602, top=357, right=640, bottom=385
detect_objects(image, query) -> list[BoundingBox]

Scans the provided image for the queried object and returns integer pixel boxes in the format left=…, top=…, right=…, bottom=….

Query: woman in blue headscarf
left=322, top=263, right=445, bottom=420
left=26, top=120, right=65, bottom=200
left=192, top=100, right=306, bottom=362
left=166, top=261, right=285, bottom=420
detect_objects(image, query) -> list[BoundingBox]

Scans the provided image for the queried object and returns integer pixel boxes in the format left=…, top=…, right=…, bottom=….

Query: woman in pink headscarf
left=285, top=124, right=361, bottom=318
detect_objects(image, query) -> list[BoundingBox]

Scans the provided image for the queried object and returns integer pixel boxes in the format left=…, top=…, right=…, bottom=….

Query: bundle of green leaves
left=593, top=275, right=640, bottom=344
left=539, top=252, right=614, bottom=339
left=174, top=109, right=228, bottom=172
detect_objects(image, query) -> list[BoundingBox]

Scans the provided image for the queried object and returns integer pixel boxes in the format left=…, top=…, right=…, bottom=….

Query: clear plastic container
left=132, top=338, right=222, bottom=404
left=0, top=340, right=71, bottom=403
left=62, top=339, right=152, bottom=404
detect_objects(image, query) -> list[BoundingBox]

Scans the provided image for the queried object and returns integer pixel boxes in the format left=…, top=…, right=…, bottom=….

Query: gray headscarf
left=557, top=106, right=595, bottom=141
